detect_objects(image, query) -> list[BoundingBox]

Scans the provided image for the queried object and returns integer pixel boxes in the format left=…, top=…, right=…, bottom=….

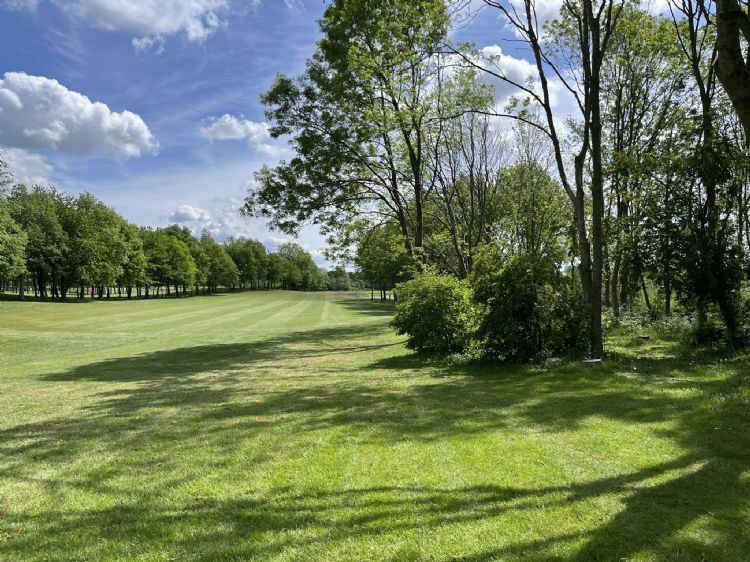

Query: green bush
left=652, top=313, right=693, bottom=340
left=392, top=270, right=474, bottom=355
left=470, top=248, right=588, bottom=362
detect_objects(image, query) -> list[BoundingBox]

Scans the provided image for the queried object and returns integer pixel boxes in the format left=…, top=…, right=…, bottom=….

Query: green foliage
left=118, top=224, right=148, bottom=294
left=471, top=247, right=589, bottom=362
left=7, top=185, right=67, bottom=295
left=326, top=266, right=352, bottom=291
left=200, top=232, right=239, bottom=290
left=226, top=236, right=267, bottom=288
left=142, top=230, right=196, bottom=292
left=392, top=270, right=474, bottom=355
left=355, top=221, right=412, bottom=293
left=247, top=0, right=489, bottom=260
left=73, top=194, right=127, bottom=290
left=496, top=162, right=571, bottom=262
left=276, top=242, right=327, bottom=291
left=0, top=199, right=26, bottom=280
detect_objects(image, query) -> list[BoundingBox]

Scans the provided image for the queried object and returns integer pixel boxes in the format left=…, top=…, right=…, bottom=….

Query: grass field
left=1, top=291, right=749, bottom=561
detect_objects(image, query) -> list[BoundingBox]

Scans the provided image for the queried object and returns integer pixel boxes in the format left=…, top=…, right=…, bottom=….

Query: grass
left=0, top=291, right=749, bottom=561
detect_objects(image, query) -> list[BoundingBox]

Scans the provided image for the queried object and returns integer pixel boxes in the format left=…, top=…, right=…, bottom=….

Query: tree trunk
left=715, top=0, right=750, bottom=143
left=587, top=0, right=605, bottom=359
left=611, top=257, right=621, bottom=318
left=641, top=277, right=654, bottom=319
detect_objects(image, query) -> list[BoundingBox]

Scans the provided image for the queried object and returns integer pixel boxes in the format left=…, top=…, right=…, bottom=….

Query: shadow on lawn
left=1, top=299, right=749, bottom=560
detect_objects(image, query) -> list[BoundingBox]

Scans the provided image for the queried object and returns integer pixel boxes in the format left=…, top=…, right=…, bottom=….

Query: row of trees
left=247, top=0, right=750, bottom=357
left=0, top=181, right=358, bottom=300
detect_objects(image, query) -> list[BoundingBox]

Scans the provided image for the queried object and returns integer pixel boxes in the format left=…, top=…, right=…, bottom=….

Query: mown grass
left=0, top=291, right=748, bottom=561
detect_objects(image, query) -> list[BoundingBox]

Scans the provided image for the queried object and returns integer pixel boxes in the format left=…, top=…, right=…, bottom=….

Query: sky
left=0, top=0, right=581, bottom=266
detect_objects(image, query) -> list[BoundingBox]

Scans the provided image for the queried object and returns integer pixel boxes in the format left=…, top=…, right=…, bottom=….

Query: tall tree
left=478, top=0, right=624, bottom=357
left=601, top=8, right=686, bottom=316
left=713, top=0, right=750, bottom=142
left=667, top=0, right=746, bottom=344
left=355, top=221, right=411, bottom=300
left=428, top=110, right=508, bottom=276
left=245, top=0, right=486, bottom=258
left=118, top=223, right=148, bottom=299
left=73, top=194, right=126, bottom=299
left=7, top=185, right=67, bottom=300
left=0, top=199, right=27, bottom=291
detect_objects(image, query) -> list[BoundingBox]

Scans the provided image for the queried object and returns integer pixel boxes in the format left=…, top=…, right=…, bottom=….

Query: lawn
left=0, top=291, right=748, bottom=561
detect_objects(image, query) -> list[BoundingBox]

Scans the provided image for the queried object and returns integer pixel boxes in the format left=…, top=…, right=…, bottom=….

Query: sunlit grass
left=1, top=291, right=748, bottom=561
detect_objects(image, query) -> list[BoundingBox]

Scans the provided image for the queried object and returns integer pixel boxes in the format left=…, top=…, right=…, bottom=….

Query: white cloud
left=519, top=0, right=563, bottom=27
left=54, top=0, right=230, bottom=43
left=0, top=72, right=158, bottom=159
left=169, top=204, right=211, bottom=222
left=479, top=44, right=538, bottom=103
left=200, top=114, right=283, bottom=156
left=1, top=147, right=53, bottom=186
left=165, top=196, right=330, bottom=265
left=0, top=0, right=38, bottom=10
left=132, top=35, right=165, bottom=55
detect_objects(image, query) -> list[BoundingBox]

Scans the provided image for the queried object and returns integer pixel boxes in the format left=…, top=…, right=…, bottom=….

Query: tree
left=118, top=224, right=148, bottom=299
left=428, top=111, right=508, bottom=276
left=200, top=232, right=239, bottom=292
left=7, top=185, right=67, bottom=300
left=327, top=266, right=352, bottom=291
left=265, top=253, right=283, bottom=289
left=0, top=199, right=27, bottom=289
left=73, top=194, right=126, bottom=299
left=275, top=242, right=323, bottom=291
left=226, top=237, right=267, bottom=289
left=496, top=162, right=571, bottom=262
left=355, top=221, right=411, bottom=300
left=666, top=0, right=747, bottom=344
left=143, top=229, right=196, bottom=297
left=0, top=157, right=13, bottom=193
left=478, top=0, right=624, bottom=358
left=600, top=8, right=686, bottom=317
left=713, top=0, right=750, bottom=142
left=245, top=0, right=487, bottom=258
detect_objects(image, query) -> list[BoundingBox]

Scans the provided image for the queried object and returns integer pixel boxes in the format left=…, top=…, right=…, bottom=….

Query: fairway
left=1, top=291, right=748, bottom=561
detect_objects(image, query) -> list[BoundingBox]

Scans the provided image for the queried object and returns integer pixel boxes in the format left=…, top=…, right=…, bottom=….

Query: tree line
left=246, top=0, right=750, bottom=359
left=0, top=179, right=361, bottom=300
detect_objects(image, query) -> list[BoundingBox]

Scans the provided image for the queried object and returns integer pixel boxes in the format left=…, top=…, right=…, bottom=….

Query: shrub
left=652, top=313, right=693, bottom=340
left=470, top=248, right=588, bottom=362
left=392, top=270, right=474, bottom=355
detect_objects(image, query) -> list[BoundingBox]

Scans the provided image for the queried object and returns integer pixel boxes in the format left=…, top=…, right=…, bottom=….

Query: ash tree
left=244, top=0, right=489, bottom=259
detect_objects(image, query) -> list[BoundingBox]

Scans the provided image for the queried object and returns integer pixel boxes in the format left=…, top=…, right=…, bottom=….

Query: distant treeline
left=0, top=184, right=361, bottom=300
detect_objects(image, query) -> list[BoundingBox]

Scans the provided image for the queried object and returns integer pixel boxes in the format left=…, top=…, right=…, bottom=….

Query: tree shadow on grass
left=1, top=453, right=745, bottom=560
left=41, top=322, right=397, bottom=383
left=2, top=306, right=749, bottom=560
left=337, top=296, right=397, bottom=317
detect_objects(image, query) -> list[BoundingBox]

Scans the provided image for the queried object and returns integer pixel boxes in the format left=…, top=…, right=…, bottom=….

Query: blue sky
left=0, top=0, right=548, bottom=265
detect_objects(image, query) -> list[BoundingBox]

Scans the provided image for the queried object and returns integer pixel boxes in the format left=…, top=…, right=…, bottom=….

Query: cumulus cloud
left=517, top=0, right=563, bottom=27
left=166, top=197, right=329, bottom=264
left=168, top=198, right=249, bottom=239
left=0, top=72, right=158, bottom=159
left=1, top=147, right=52, bottom=186
left=478, top=45, right=538, bottom=103
left=54, top=0, right=230, bottom=43
left=169, top=204, right=211, bottom=222
left=200, top=114, right=283, bottom=156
